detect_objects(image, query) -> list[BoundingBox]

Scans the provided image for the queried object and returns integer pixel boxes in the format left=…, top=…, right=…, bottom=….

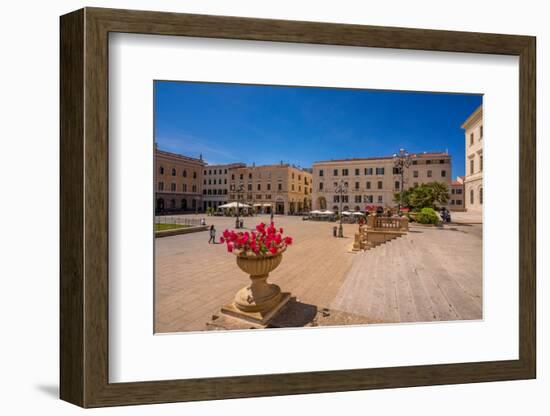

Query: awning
left=217, top=201, right=252, bottom=209
left=310, top=210, right=334, bottom=215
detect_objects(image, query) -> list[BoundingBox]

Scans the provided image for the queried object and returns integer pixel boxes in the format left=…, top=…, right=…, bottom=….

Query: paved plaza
left=155, top=215, right=482, bottom=333
left=449, top=210, right=483, bottom=224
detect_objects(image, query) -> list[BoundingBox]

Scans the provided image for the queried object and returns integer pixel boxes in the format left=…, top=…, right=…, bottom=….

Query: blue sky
left=154, top=81, right=482, bottom=178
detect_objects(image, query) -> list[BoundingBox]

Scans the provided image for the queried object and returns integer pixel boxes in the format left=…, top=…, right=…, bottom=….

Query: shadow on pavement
left=267, top=298, right=318, bottom=328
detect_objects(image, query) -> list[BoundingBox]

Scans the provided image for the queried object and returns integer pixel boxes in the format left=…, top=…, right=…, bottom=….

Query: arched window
left=470, top=189, right=474, bottom=204
left=156, top=198, right=164, bottom=211
left=171, top=168, right=176, bottom=176
left=181, top=199, right=187, bottom=210
left=182, top=170, right=187, bottom=177
left=159, top=166, right=164, bottom=175
left=479, top=187, right=483, bottom=205
left=170, top=199, right=176, bottom=208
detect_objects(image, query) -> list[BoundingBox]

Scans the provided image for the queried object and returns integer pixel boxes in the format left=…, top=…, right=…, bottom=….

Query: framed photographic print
left=60, top=7, right=536, bottom=408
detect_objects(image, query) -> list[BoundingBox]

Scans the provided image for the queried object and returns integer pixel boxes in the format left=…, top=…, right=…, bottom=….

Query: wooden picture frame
left=60, top=7, right=536, bottom=408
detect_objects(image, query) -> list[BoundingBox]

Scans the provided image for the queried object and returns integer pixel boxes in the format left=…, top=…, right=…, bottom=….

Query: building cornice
left=461, top=105, right=483, bottom=130
left=155, top=149, right=205, bottom=166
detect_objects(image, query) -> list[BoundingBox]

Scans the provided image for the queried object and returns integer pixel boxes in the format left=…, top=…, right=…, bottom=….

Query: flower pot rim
left=233, top=245, right=287, bottom=259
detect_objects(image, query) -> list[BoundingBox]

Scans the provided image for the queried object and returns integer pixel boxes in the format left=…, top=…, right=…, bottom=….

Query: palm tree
left=408, top=185, right=433, bottom=209
left=427, top=182, right=450, bottom=207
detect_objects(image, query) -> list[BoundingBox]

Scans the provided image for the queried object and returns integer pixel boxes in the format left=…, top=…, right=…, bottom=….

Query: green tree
left=395, top=182, right=449, bottom=210
left=428, top=182, right=450, bottom=206
left=393, top=186, right=414, bottom=207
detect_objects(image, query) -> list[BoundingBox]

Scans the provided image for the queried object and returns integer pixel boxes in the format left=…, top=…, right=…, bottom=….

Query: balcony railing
left=366, top=215, right=409, bottom=232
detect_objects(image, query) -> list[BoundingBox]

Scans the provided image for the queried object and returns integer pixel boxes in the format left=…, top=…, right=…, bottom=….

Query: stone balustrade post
left=401, top=216, right=409, bottom=231
left=367, top=215, right=375, bottom=229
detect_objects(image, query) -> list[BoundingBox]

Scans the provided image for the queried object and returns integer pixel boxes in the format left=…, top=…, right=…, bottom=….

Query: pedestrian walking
left=270, top=211, right=274, bottom=221
left=208, top=225, right=216, bottom=244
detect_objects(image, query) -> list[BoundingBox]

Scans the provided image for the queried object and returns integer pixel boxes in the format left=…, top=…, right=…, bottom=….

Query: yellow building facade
left=228, top=164, right=313, bottom=214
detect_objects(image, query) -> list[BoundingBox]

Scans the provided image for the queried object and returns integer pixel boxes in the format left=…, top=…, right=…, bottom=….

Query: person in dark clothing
left=440, top=207, right=451, bottom=223
left=208, top=225, right=216, bottom=244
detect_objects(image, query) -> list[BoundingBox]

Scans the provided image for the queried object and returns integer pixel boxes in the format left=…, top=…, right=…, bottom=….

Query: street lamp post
left=334, top=179, right=348, bottom=237
left=393, top=148, right=412, bottom=215
left=234, top=183, right=245, bottom=229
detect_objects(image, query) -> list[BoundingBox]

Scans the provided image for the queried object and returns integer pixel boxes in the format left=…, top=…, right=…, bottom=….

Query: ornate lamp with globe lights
left=234, top=183, right=245, bottom=229
left=393, top=148, right=412, bottom=215
left=334, top=179, right=348, bottom=237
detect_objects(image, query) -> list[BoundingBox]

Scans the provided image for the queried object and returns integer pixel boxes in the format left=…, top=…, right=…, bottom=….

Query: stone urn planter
left=221, top=248, right=291, bottom=325
left=233, top=248, right=285, bottom=312
left=219, top=222, right=293, bottom=325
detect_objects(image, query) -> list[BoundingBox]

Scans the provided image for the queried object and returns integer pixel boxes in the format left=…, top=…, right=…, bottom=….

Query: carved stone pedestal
left=221, top=250, right=291, bottom=325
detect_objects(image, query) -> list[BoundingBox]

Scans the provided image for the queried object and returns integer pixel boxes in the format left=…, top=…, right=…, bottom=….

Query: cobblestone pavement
left=155, top=214, right=482, bottom=332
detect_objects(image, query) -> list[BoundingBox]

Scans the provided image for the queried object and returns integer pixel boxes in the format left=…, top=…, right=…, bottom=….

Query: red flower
left=221, top=221, right=293, bottom=256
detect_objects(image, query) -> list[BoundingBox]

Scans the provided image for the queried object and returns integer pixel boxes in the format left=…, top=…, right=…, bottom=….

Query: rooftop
left=313, top=151, right=450, bottom=165
left=232, top=163, right=312, bottom=172
left=204, top=162, right=246, bottom=169
left=155, top=148, right=204, bottom=164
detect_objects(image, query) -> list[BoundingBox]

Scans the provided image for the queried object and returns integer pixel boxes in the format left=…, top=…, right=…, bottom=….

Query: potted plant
left=220, top=222, right=293, bottom=322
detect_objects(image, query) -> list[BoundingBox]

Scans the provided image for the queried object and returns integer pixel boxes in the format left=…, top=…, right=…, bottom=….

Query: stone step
left=364, top=232, right=405, bottom=251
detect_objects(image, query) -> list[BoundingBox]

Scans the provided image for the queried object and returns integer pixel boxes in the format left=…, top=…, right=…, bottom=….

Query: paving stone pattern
left=155, top=215, right=482, bottom=333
